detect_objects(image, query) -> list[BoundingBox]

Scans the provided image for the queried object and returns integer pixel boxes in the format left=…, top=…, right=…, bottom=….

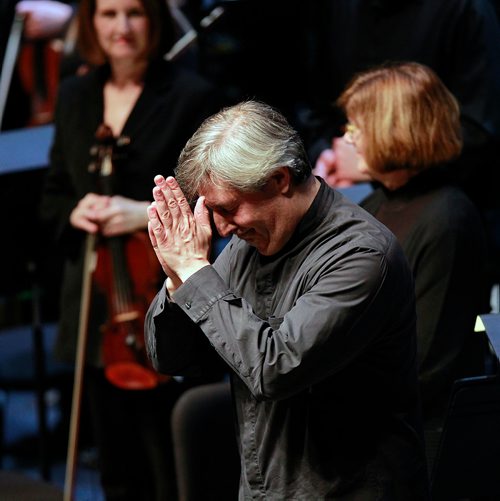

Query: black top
left=39, top=59, right=220, bottom=364
left=361, top=167, right=488, bottom=418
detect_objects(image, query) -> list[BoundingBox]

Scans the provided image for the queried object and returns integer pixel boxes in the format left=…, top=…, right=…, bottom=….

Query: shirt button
left=185, top=302, right=191, bottom=310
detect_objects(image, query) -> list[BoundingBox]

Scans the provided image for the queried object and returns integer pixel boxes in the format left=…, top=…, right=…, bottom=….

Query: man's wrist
left=178, top=262, right=211, bottom=284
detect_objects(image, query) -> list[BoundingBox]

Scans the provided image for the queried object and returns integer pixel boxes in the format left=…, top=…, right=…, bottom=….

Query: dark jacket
left=40, top=59, right=220, bottom=364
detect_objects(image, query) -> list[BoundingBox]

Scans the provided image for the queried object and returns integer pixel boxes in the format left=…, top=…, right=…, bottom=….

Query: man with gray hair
left=145, top=101, right=430, bottom=500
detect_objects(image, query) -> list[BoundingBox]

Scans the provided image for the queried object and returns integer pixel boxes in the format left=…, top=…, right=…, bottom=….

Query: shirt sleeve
left=144, top=280, right=226, bottom=379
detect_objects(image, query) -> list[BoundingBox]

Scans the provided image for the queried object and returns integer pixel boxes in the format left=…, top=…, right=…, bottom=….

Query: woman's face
left=343, top=120, right=372, bottom=177
left=93, top=0, right=150, bottom=64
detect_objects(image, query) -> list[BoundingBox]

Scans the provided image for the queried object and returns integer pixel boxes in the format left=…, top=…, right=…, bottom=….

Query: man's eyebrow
left=209, top=203, right=231, bottom=212
left=205, top=198, right=236, bottom=211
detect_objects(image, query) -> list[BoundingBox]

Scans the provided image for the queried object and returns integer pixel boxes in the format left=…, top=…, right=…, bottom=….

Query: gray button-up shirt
left=146, top=180, right=429, bottom=500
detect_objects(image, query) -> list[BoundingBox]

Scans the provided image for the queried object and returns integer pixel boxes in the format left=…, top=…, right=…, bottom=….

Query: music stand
left=430, top=314, right=500, bottom=500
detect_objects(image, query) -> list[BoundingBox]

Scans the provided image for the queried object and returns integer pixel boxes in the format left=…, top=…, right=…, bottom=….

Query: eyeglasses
left=343, top=123, right=360, bottom=144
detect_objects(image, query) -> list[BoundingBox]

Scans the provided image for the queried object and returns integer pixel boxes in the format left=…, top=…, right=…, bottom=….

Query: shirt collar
left=260, top=177, right=335, bottom=261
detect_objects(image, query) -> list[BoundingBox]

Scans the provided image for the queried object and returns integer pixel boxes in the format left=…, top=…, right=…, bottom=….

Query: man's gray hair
left=174, top=101, right=312, bottom=202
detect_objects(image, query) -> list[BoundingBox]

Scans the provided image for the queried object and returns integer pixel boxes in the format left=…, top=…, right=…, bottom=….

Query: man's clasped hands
left=147, top=175, right=212, bottom=295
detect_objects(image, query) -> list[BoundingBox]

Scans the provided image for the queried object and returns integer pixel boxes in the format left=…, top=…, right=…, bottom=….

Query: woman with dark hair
left=339, top=62, right=488, bottom=436
left=39, top=0, right=220, bottom=497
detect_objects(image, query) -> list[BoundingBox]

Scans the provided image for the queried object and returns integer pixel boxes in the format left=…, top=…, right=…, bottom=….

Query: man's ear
left=267, top=166, right=292, bottom=195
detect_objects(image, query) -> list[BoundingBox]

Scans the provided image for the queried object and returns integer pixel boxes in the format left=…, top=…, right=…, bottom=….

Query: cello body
left=94, top=231, right=168, bottom=390
left=89, top=124, right=167, bottom=390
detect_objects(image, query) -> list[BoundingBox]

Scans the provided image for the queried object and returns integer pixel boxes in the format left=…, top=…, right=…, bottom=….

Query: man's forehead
left=199, top=182, right=240, bottom=206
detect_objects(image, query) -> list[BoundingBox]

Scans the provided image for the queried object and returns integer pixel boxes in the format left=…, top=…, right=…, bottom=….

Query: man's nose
left=214, top=213, right=237, bottom=238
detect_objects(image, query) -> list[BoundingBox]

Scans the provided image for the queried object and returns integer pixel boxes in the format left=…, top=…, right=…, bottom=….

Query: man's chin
left=240, top=235, right=264, bottom=253
left=237, top=234, right=278, bottom=256
left=252, top=241, right=276, bottom=256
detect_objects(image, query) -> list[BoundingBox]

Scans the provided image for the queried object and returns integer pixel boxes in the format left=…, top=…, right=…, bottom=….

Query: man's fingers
left=148, top=206, right=167, bottom=263
left=148, top=221, right=171, bottom=275
left=152, top=186, right=174, bottom=229
left=155, top=176, right=192, bottom=221
left=147, top=204, right=166, bottom=242
left=165, top=176, right=192, bottom=218
left=155, top=177, right=182, bottom=221
left=194, top=196, right=211, bottom=229
left=147, top=219, right=158, bottom=248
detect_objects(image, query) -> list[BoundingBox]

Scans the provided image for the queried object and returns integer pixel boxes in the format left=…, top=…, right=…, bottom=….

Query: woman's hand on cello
left=69, top=193, right=110, bottom=233
left=70, top=194, right=149, bottom=236
left=95, top=195, right=150, bottom=236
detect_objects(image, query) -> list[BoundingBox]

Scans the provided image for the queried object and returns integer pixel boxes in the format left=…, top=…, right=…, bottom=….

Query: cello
left=89, top=123, right=168, bottom=391
left=62, top=7, right=228, bottom=496
left=63, top=124, right=167, bottom=501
